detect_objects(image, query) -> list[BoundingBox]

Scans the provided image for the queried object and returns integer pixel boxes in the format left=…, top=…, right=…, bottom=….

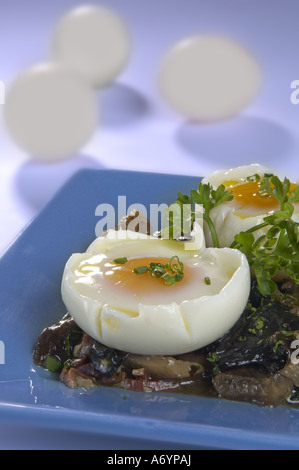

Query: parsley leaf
left=232, top=175, right=299, bottom=295
left=162, top=182, right=233, bottom=247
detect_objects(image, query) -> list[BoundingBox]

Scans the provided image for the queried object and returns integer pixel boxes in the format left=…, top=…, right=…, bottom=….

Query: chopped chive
left=162, top=273, right=176, bottom=286
left=174, top=272, right=184, bottom=282
left=114, top=257, right=128, bottom=264
left=133, top=256, right=184, bottom=286
left=133, top=266, right=150, bottom=274
left=64, top=333, right=71, bottom=357
left=149, top=264, right=166, bottom=278
left=245, top=173, right=261, bottom=182
left=63, top=358, right=72, bottom=371
left=204, top=276, right=211, bottom=285
left=44, top=355, right=62, bottom=373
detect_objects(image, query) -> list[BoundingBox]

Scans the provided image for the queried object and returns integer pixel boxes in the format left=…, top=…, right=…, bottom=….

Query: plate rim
left=1, top=168, right=299, bottom=450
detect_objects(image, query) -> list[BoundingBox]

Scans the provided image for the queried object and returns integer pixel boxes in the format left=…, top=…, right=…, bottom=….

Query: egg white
left=202, top=163, right=299, bottom=247
left=61, top=228, right=250, bottom=355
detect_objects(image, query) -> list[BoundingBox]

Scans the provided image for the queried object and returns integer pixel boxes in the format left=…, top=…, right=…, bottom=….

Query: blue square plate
left=1, top=169, right=299, bottom=450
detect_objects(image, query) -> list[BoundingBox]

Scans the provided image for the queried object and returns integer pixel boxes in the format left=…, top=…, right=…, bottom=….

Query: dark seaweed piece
left=88, top=340, right=128, bottom=378
left=201, top=301, right=299, bottom=374
left=33, top=314, right=83, bottom=372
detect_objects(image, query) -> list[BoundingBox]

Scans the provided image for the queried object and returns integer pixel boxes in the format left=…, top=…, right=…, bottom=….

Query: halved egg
left=61, top=229, right=250, bottom=355
left=202, top=163, right=299, bottom=247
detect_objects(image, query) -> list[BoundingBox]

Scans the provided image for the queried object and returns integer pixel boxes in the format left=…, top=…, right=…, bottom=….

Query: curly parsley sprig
left=162, top=173, right=299, bottom=296
left=231, top=175, right=299, bottom=296
left=162, top=182, right=233, bottom=248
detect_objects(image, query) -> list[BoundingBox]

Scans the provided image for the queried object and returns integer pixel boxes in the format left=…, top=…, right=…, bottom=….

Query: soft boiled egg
left=61, top=227, right=250, bottom=355
left=202, top=163, right=299, bottom=248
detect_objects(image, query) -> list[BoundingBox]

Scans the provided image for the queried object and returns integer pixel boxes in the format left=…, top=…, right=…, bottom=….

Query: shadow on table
left=175, top=114, right=294, bottom=171
left=98, top=82, right=152, bottom=128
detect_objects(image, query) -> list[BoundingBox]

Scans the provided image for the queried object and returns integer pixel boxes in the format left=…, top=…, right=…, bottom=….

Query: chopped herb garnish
left=134, top=265, right=150, bottom=275
left=161, top=272, right=176, bottom=286
left=134, top=256, right=184, bottom=286
left=255, top=318, right=264, bottom=330
left=65, top=333, right=71, bottom=357
left=207, top=352, right=219, bottom=363
left=281, top=330, right=295, bottom=337
left=63, top=358, right=72, bottom=371
left=273, top=340, right=284, bottom=353
left=44, top=355, right=62, bottom=373
left=114, top=257, right=128, bottom=264
left=204, top=276, right=211, bottom=285
left=237, top=336, right=247, bottom=342
left=245, top=173, right=264, bottom=182
left=212, top=365, right=220, bottom=376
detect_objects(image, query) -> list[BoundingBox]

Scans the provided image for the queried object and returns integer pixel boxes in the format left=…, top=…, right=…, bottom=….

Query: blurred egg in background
left=158, top=35, right=262, bottom=122
left=4, top=62, right=99, bottom=161
left=3, top=4, right=132, bottom=163
left=51, top=5, right=131, bottom=88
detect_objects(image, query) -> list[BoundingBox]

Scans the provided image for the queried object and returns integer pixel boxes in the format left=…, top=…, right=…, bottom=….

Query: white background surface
left=0, top=0, right=299, bottom=255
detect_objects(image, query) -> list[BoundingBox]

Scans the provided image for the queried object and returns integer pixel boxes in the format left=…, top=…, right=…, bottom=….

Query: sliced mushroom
left=125, top=354, right=202, bottom=380
left=213, top=368, right=293, bottom=407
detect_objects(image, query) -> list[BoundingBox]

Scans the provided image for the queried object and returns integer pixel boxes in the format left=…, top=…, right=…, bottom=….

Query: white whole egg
left=158, top=35, right=262, bottom=121
left=51, top=5, right=131, bottom=88
left=202, top=163, right=299, bottom=247
left=61, top=229, right=250, bottom=356
left=4, top=62, right=98, bottom=160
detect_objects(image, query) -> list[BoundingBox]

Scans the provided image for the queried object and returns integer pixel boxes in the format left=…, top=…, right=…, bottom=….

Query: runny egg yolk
left=223, top=180, right=297, bottom=211
left=103, top=257, right=193, bottom=294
